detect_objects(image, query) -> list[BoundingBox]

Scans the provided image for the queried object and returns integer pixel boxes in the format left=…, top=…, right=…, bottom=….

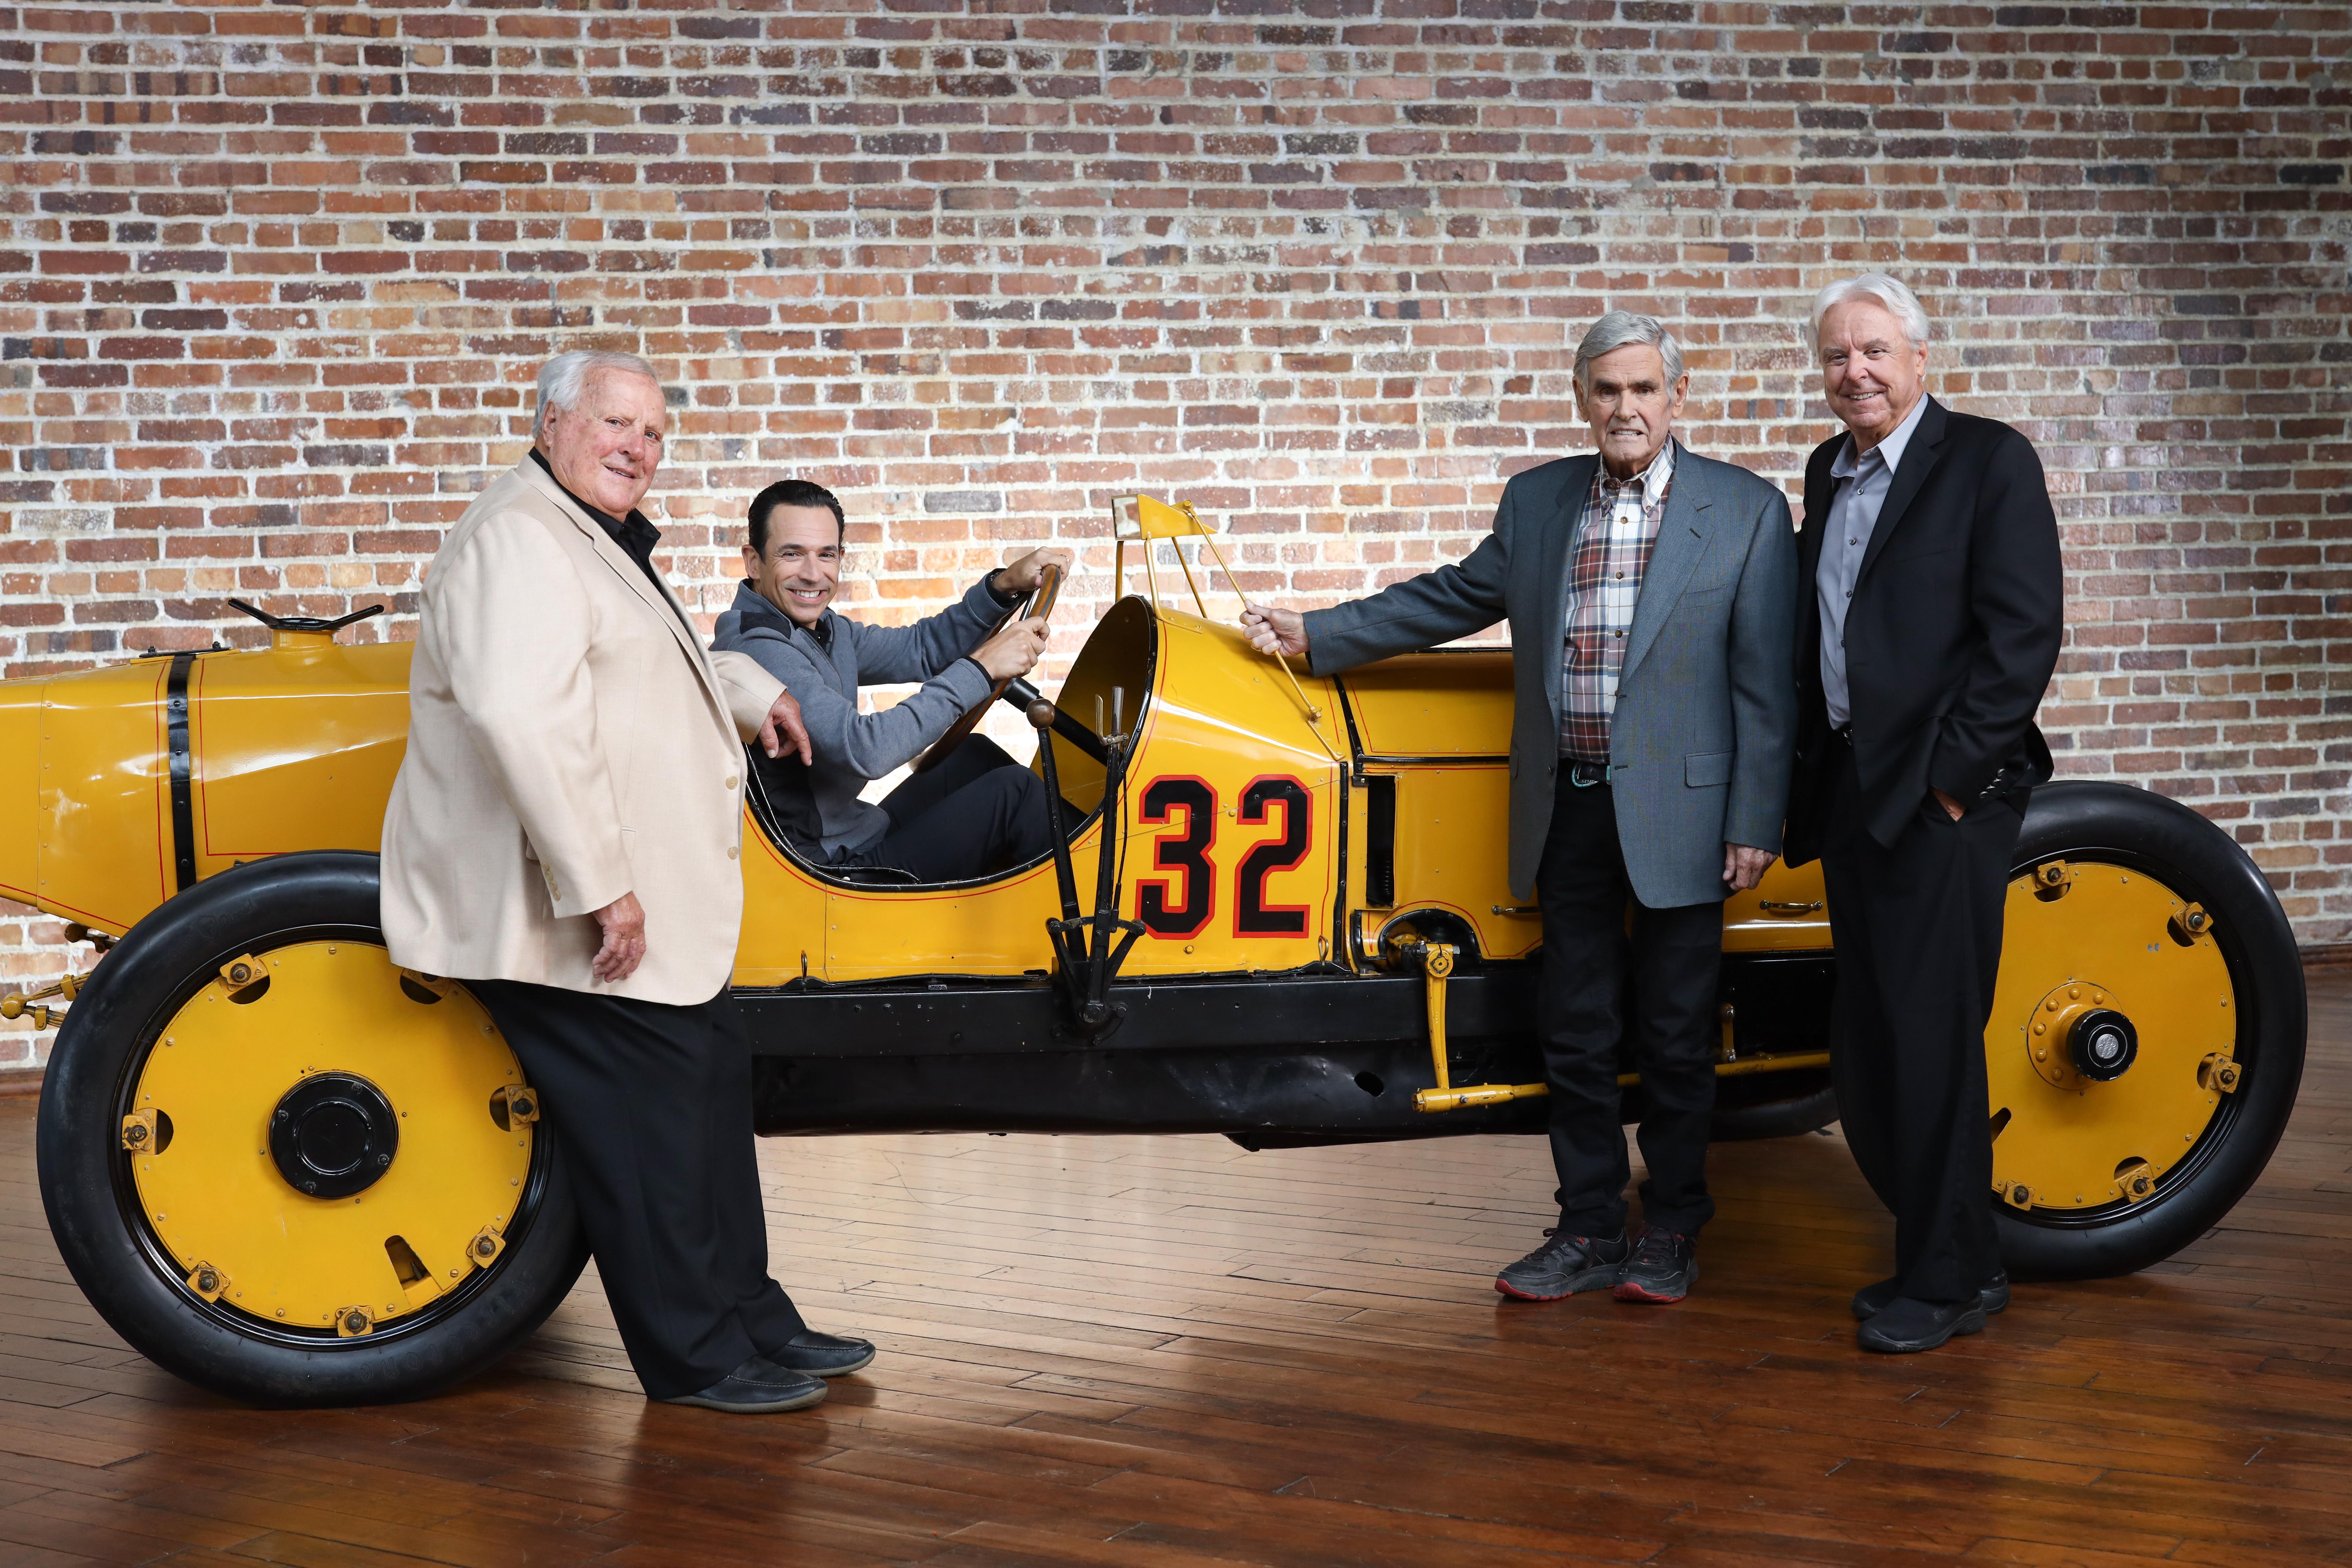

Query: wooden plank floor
left=0, top=974, right=2346, bottom=1567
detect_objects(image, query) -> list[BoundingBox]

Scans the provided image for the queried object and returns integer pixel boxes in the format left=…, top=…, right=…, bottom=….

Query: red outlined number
left=1136, top=776, right=1216, bottom=938
left=1234, top=776, right=1313, bottom=937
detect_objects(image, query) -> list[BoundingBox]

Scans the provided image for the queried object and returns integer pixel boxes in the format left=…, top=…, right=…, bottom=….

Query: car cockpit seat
left=829, top=863, right=920, bottom=887
left=738, top=740, right=1021, bottom=891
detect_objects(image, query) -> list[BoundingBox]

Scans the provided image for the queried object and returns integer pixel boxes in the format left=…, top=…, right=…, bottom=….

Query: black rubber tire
left=1833, top=782, right=2307, bottom=1280
left=37, top=852, right=588, bottom=1407
left=1711, top=1078, right=1840, bottom=1142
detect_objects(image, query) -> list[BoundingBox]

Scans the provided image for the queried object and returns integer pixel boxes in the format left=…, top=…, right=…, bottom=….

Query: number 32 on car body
left=1134, top=775, right=1315, bottom=940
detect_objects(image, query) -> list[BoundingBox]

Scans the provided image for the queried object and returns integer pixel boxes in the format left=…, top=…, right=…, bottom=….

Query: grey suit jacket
left=1302, top=442, right=1799, bottom=907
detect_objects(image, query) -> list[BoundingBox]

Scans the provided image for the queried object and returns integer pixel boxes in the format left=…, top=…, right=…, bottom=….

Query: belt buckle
left=1568, top=760, right=1611, bottom=788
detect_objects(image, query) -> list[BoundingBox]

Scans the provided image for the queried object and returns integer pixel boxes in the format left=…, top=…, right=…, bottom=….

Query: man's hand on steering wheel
left=992, top=546, right=1073, bottom=597
left=972, top=617, right=1048, bottom=682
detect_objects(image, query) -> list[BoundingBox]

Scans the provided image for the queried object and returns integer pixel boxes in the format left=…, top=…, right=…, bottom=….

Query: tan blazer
left=381, top=456, right=784, bottom=1005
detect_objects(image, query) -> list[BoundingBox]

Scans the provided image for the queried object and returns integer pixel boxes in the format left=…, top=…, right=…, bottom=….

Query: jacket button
left=727, top=845, right=739, bottom=860
left=725, top=775, right=738, bottom=789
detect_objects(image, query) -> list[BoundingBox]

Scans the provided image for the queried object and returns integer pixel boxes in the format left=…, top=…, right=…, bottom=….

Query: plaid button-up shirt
left=1558, top=442, right=1675, bottom=762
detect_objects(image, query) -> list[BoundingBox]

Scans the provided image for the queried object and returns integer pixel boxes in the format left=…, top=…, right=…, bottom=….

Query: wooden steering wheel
left=910, top=562, right=1064, bottom=775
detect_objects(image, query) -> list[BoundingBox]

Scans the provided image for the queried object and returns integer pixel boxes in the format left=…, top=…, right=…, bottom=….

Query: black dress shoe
left=1851, top=1270, right=2009, bottom=1321
left=761, top=1329, right=876, bottom=1378
left=660, top=1356, right=829, bottom=1413
left=1856, top=1295, right=1989, bottom=1354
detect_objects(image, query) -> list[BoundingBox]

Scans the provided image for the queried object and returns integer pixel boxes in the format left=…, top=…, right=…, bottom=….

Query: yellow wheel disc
left=1986, top=862, right=2236, bottom=1214
left=126, top=942, right=532, bottom=1333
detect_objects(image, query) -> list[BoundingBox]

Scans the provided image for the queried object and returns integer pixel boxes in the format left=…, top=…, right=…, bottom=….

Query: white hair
left=534, top=350, right=661, bottom=434
left=1572, top=311, right=1686, bottom=396
left=1808, top=273, right=1932, bottom=352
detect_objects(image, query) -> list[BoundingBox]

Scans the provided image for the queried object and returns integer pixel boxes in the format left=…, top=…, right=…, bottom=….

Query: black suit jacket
left=1784, top=396, right=2063, bottom=865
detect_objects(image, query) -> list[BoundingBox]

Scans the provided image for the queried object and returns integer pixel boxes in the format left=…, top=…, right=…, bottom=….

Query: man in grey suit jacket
left=1245, top=313, right=1797, bottom=1304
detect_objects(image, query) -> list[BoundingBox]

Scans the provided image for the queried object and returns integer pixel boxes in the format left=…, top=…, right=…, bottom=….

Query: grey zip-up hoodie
left=711, top=575, right=1013, bottom=858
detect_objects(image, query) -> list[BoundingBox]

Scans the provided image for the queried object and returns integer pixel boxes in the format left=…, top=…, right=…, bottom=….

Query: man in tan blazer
left=382, top=349, right=869, bottom=1414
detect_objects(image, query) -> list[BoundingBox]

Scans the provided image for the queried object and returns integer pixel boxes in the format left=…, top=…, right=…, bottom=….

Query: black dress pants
left=866, top=735, right=1060, bottom=882
left=1536, top=773, right=1724, bottom=1239
left=1818, top=745, right=2022, bottom=1306
left=468, top=980, right=805, bottom=1400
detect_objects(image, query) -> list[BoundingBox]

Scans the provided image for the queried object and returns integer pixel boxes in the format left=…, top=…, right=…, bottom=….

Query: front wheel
left=1835, top=782, right=2306, bottom=1280
left=37, top=852, right=587, bottom=1405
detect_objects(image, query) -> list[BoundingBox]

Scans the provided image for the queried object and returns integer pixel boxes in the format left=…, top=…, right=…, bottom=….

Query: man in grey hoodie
left=711, top=478, right=1071, bottom=883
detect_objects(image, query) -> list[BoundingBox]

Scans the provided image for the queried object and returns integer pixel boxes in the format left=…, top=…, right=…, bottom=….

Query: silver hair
left=1808, top=272, right=1932, bottom=351
left=1572, top=312, right=1686, bottom=397
left=534, top=350, right=662, bottom=433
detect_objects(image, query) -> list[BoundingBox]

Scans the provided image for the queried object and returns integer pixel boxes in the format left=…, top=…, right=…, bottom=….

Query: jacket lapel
left=1532, top=453, right=1596, bottom=725
left=1853, top=395, right=1948, bottom=584
left=1619, top=442, right=1711, bottom=685
left=1794, top=445, right=1833, bottom=695
left=512, top=457, right=726, bottom=711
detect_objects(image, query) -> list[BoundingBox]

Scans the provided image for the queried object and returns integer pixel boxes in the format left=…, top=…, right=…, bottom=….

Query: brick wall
left=2, top=2, right=2346, bottom=1071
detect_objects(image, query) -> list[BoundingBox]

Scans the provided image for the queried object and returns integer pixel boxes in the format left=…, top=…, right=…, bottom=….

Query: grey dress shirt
left=1815, top=394, right=1929, bottom=727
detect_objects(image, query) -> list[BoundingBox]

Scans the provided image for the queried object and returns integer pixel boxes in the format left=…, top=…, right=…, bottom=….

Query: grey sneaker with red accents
left=1494, top=1227, right=1629, bottom=1301
left=1611, top=1225, right=1696, bottom=1304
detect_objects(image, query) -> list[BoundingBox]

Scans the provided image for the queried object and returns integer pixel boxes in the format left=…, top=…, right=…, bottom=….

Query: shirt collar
left=736, top=577, right=833, bottom=652
left=1598, top=438, right=1675, bottom=504
left=1830, top=393, right=1929, bottom=480
left=529, top=448, right=662, bottom=550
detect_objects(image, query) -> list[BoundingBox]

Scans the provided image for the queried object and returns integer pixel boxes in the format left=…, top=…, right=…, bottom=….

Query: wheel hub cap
left=124, top=941, right=533, bottom=1333
left=2068, top=1009, right=2138, bottom=1082
left=269, top=1073, right=398, bottom=1198
left=1987, top=864, right=2237, bottom=1214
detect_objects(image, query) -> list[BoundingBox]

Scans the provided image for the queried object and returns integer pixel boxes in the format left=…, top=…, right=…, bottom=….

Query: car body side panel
left=0, top=681, right=45, bottom=907
left=190, top=641, right=413, bottom=878
left=1339, top=651, right=1514, bottom=758
left=36, top=659, right=175, bottom=932
left=783, top=601, right=1345, bottom=982
left=1363, top=762, right=1534, bottom=962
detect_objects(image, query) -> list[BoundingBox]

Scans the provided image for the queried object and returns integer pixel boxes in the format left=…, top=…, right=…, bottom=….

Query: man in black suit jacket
left=1783, top=274, right=2063, bottom=1354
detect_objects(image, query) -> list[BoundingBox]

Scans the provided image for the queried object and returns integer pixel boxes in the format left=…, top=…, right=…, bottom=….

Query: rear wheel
left=1835, top=783, right=2305, bottom=1280
left=37, top=852, right=587, bottom=1405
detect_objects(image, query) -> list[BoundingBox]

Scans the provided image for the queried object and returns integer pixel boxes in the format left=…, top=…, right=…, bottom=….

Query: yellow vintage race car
left=21, top=497, right=2304, bottom=1407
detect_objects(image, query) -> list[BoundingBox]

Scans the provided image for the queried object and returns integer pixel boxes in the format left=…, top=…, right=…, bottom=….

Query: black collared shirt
left=530, top=448, right=665, bottom=594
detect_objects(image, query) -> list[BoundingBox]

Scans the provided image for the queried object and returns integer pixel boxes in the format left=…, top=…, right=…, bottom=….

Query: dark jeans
left=467, top=980, right=805, bottom=1400
left=1536, top=772, right=1724, bottom=1240
left=1819, top=744, right=2022, bottom=1305
left=861, top=735, right=1061, bottom=883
